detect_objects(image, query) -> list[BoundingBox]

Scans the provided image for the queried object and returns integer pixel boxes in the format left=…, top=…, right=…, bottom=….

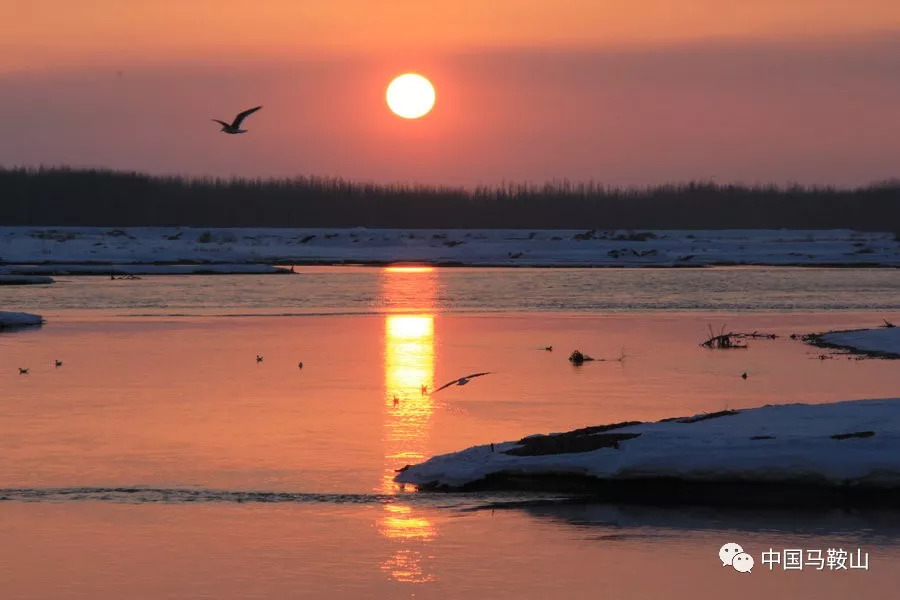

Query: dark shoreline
left=416, top=474, right=900, bottom=508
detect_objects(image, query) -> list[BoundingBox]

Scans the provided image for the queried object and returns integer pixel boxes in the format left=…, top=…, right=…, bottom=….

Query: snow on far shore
left=0, top=274, right=54, bottom=285
left=820, top=326, right=900, bottom=358
left=0, top=311, right=44, bottom=329
left=0, top=226, right=897, bottom=268
left=395, top=398, right=900, bottom=490
left=1, top=264, right=287, bottom=276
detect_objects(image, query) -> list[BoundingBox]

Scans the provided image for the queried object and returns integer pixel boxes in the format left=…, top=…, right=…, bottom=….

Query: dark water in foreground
left=1, top=267, right=898, bottom=598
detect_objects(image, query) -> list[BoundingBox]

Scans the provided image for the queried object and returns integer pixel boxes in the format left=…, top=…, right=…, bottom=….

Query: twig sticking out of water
left=594, top=348, right=628, bottom=362
left=732, top=331, right=778, bottom=340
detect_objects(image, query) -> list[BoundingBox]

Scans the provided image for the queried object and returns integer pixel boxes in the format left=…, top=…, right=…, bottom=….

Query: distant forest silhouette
left=1, top=166, right=898, bottom=231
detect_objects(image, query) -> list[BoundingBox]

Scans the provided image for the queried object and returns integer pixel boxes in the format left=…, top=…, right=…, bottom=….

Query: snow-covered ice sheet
left=0, top=274, right=54, bottom=284
left=0, top=227, right=897, bottom=267
left=395, top=398, right=900, bottom=489
left=0, top=311, right=44, bottom=329
left=820, top=327, right=900, bottom=357
left=1, top=264, right=287, bottom=275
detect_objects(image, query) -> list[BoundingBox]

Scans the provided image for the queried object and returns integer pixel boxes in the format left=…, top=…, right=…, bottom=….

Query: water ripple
left=0, top=487, right=564, bottom=509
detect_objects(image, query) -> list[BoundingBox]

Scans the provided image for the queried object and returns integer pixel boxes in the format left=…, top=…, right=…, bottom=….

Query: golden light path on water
left=379, top=266, right=438, bottom=583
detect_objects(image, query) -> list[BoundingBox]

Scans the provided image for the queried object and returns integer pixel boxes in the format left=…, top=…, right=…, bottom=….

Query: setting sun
left=386, top=73, right=435, bottom=119
left=5, top=1, right=900, bottom=599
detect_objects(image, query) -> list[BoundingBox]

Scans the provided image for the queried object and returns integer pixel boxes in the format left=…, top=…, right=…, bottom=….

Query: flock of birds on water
left=17, top=360, right=62, bottom=374
left=15, top=343, right=753, bottom=388
left=17, top=352, right=495, bottom=401
left=251, top=354, right=489, bottom=386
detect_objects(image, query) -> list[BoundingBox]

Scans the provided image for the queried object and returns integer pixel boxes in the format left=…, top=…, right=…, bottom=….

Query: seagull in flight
left=213, top=106, right=262, bottom=134
left=431, top=372, right=492, bottom=394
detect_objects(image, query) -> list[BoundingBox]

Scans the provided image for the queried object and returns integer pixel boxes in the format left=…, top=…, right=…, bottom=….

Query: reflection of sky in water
left=379, top=268, right=438, bottom=583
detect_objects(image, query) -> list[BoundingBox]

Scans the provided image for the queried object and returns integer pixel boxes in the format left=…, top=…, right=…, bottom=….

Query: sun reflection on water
left=378, top=268, right=438, bottom=583
left=384, top=265, right=435, bottom=274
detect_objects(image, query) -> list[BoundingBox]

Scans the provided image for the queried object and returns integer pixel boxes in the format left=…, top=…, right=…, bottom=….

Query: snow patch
left=395, top=398, right=900, bottom=490
left=0, top=274, right=54, bottom=285
left=0, top=311, right=44, bottom=329
left=820, top=327, right=900, bottom=358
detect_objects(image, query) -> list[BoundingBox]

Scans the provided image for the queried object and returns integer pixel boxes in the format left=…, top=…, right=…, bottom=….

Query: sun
left=386, top=73, right=435, bottom=119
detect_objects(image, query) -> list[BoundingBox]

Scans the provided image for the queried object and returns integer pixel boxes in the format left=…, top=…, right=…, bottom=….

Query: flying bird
left=431, top=372, right=492, bottom=394
left=213, top=106, right=262, bottom=134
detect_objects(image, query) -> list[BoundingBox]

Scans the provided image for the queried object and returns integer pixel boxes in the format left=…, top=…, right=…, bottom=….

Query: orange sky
left=2, top=1, right=899, bottom=186
left=9, top=0, right=900, bottom=69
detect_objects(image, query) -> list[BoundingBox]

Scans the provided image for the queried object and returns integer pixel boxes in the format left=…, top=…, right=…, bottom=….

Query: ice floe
left=0, top=311, right=44, bottom=329
left=395, top=398, right=900, bottom=501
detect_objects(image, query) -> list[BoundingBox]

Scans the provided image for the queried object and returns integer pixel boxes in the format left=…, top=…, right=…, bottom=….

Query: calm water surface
left=1, top=267, right=898, bottom=599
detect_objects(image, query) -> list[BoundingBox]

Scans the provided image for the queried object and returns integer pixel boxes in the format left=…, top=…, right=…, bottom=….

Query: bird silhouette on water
left=54, top=360, right=63, bottom=367
left=213, top=106, right=262, bottom=134
left=18, top=368, right=28, bottom=374
left=256, top=354, right=263, bottom=363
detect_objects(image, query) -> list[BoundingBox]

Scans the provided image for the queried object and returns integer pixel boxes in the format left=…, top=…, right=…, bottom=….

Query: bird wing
left=430, top=378, right=461, bottom=394
left=231, top=105, right=262, bottom=127
left=431, top=372, right=492, bottom=394
left=464, top=372, right=492, bottom=379
left=212, top=119, right=230, bottom=127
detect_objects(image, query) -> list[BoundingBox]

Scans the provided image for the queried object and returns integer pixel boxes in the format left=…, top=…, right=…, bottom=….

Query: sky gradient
left=3, top=1, right=899, bottom=186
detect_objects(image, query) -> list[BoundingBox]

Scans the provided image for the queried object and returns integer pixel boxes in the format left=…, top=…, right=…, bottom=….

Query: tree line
left=1, top=166, right=898, bottom=231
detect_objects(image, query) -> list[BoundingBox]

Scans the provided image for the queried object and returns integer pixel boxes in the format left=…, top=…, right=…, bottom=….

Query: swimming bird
left=431, top=372, right=492, bottom=394
left=298, top=361, right=303, bottom=369
left=54, top=360, right=63, bottom=367
left=568, top=350, right=594, bottom=365
left=393, top=395, right=399, bottom=406
left=741, top=372, right=748, bottom=379
left=544, top=346, right=553, bottom=352
left=256, top=354, right=263, bottom=363
left=212, top=106, right=262, bottom=134
left=18, top=368, right=28, bottom=374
